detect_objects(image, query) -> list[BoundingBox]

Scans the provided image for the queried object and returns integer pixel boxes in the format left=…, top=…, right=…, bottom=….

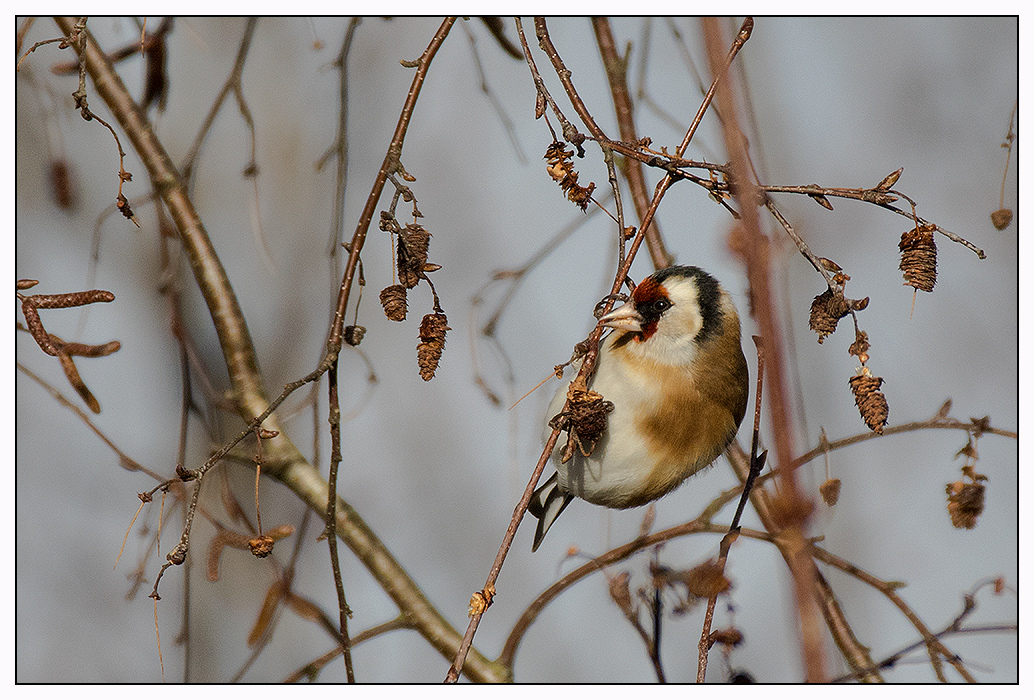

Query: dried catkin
left=849, top=371, right=889, bottom=434
left=417, top=313, right=449, bottom=380
left=379, top=284, right=408, bottom=322
left=899, top=224, right=937, bottom=293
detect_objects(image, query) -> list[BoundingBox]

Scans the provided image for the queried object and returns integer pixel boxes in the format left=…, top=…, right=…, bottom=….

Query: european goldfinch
left=530, top=265, right=750, bottom=551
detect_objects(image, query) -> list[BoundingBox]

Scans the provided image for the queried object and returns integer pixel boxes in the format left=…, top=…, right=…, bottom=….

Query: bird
left=529, top=265, right=750, bottom=551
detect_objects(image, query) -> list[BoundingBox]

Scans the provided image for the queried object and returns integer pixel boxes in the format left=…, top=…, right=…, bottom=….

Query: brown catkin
left=809, top=288, right=850, bottom=342
left=849, top=372, right=889, bottom=434
left=899, top=224, right=937, bottom=292
left=417, top=313, right=449, bottom=380
left=946, top=481, right=985, bottom=529
left=397, top=224, right=431, bottom=289
left=28, top=289, right=115, bottom=308
left=990, top=208, right=1013, bottom=231
left=544, top=142, right=595, bottom=210
left=379, top=284, right=408, bottom=322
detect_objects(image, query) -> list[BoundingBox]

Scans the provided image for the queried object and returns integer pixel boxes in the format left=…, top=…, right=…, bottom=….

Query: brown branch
left=812, top=546, right=978, bottom=682
left=814, top=569, right=883, bottom=682
left=324, top=362, right=356, bottom=682
left=282, top=616, right=413, bottom=683
left=591, top=17, right=673, bottom=269
left=575, top=138, right=986, bottom=263
left=514, top=18, right=584, bottom=147
left=703, top=16, right=825, bottom=681
left=534, top=17, right=607, bottom=141
left=498, top=520, right=773, bottom=671
left=52, top=16, right=274, bottom=434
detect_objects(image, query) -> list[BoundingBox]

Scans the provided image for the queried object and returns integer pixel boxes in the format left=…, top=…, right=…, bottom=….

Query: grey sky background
left=15, top=17, right=1017, bottom=682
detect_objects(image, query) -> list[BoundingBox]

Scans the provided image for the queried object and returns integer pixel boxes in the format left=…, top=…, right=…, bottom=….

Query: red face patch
left=629, top=276, right=670, bottom=341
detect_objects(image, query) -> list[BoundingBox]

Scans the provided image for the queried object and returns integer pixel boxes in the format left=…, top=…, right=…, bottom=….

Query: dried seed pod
left=544, top=141, right=595, bottom=211
left=809, top=288, right=850, bottom=343
left=990, top=208, right=1013, bottom=230
left=849, top=370, right=889, bottom=434
left=207, top=530, right=248, bottom=581
left=248, top=535, right=276, bottom=558
left=50, top=160, right=76, bottom=209
left=607, top=571, right=635, bottom=620
left=848, top=330, right=870, bottom=364
left=820, top=478, right=842, bottom=507
left=710, top=628, right=744, bottom=648
left=899, top=224, right=937, bottom=293
left=247, top=580, right=284, bottom=646
left=417, top=312, right=450, bottom=381
left=467, top=583, right=495, bottom=617
left=946, top=480, right=985, bottom=529
left=558, top=386, right=615, bottom=457
left=116, top=193, right=139, bottom=227
left=343, top=325, right=366, bottom=346
left=397, top=223, right=431, bottom=289
left=167, top=542, right=188, bottom=566
left=379, top=284, right=408, bottom=322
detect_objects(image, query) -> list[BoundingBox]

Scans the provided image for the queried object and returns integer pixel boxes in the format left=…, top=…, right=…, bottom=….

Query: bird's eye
left=650, top=298, right=672, bottom=314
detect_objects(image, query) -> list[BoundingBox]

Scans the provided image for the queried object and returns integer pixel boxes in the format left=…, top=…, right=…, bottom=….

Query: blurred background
left=15, top=17, right=1017, bottom=682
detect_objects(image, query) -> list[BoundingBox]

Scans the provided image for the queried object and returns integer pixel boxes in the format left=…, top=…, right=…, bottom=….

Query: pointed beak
left=598, top=299, right=644, bottom=334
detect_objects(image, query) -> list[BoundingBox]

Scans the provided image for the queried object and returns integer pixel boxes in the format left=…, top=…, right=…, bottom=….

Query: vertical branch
left=323, top=18, right=362, bottom=266
left=590, top=17, right=673, bottom=269
left=701, top=17, right=825, bottom=681
left=325, top=363, right=356, bottom=682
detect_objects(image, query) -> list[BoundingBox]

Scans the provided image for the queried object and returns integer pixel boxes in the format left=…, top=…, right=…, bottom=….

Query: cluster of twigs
left=17, top=16, right=1015, bottom=684
left=450, top=16, right=1011, bottom=684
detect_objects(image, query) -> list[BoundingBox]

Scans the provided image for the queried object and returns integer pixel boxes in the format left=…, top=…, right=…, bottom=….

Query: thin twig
left=180, top=18, right=258, bottom=183
left=327, top=17, right=457, bottom=355
left=323, top=362, right=356, bottom=682
left=17, top=362, right=160, bottom=480
left=498, top=521, right=773, bottom=671
left=697, top=335, right=766, bottom=682
left=812, top=546, right=978, bottom=682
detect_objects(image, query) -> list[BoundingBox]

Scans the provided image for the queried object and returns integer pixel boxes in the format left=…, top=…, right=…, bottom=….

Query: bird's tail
left=528, top=473, right=573, bottom=552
